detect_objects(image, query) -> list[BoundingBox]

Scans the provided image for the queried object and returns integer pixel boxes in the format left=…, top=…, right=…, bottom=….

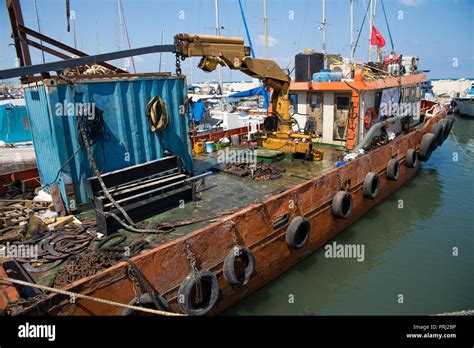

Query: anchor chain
left=336, top=171, right=350, bottom=193
left=184, top=243, right=202, bottom=304
left=175, top=54, right=182, bottom=76
left=291, top=192, right=302, bottom=215
left=229, top=221, right=243, bottom=257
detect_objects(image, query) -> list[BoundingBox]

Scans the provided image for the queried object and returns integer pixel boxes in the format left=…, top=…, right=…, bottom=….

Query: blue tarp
left=228, top=86, right=270, bottom=108
left=189, top=99, right=205, bottom=122
left=0, top=102, right=32, bottom=143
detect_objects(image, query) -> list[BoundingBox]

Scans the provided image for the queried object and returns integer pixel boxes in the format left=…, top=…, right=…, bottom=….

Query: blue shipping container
left=23, top=74, right=193, bottom=209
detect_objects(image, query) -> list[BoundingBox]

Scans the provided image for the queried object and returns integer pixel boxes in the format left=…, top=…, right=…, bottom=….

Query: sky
left=0, top=0, right=473, bottom=83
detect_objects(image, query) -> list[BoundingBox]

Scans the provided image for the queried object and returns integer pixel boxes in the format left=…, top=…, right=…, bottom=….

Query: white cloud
left=399, top=0, right=424, bottom=7
left=256, top=35, right=278, bottom=48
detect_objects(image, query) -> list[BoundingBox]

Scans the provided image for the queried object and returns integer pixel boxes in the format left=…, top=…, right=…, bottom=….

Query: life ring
left=387, top=158, right=400, bottom=181
left=405, top=149, right=418, bottom=168
left=332, top=191, right=353, bottom=219
left=177, top=269, right=219, bottom=316
left=285, top=216, right=311, bottom=249
left=362, top=172, right=380, bottom=199
left=223, top=246, right=256, bottom=288
left=364, top=107, right=377, bottom=130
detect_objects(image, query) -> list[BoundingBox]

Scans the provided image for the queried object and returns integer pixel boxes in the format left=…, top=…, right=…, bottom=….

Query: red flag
left=371, top=25, right=386, bottom=47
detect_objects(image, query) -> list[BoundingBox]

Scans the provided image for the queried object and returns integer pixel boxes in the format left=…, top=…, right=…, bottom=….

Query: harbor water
left=228, top=116, right=474, bottom=315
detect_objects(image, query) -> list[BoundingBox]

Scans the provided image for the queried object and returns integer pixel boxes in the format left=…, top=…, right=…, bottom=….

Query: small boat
left=454, top=82, right=474, bottom=117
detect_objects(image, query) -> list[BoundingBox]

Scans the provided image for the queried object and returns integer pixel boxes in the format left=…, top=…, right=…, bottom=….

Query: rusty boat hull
left=9, top=105, right=448, bottom=316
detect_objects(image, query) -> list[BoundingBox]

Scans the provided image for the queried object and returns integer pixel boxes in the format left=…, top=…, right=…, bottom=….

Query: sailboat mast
left=215, top=0, right=223, bottom=94
left=33, top=0, right=45, bottom=64
left=322, top=0, right=327, bottom=68
left=373, top=0, right=381, bottom=63
left=368, top=0, right=373, bottom=61
left=350, top=0, right=354, bottom=63
left=263, top=0, right=268, bottom=60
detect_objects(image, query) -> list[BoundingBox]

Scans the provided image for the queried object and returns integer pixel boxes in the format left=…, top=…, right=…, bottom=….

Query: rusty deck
left=1, top=108, right=447, bottom=315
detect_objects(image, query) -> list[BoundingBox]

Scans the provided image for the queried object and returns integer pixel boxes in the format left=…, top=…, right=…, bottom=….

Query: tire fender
left=362, top=172, right=380, bottom=199
left=332, top=191, right=353, bottom=219
left=285, top=216, right=311, bottom=249
left=418, top=133, right=436, bottom=162
left=405, top=149, right=418, bottom=168
left=223, top=246, right=256, bottom=288
left=387, top=158, right=400, bottom=181
left=177, top=269, right=219, bottom=316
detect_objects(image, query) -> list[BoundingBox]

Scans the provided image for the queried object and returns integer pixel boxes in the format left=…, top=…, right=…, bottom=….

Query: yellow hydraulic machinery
left=174, top=33, right=321, bottom=159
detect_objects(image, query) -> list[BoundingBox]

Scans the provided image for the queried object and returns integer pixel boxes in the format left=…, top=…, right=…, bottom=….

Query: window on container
left=289, top=93, right=298, bottom=114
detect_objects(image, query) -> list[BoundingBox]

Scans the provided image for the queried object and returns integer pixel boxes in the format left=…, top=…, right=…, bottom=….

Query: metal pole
left=215, top=0, right=223, bottom=107
left=159, top=28, right=164, bottom=72
left=368, top=0, right=373, bottom=62
left=33, top=0, right=45, bottom=64
left=350, top=0, right=354, bottom=63
left=322, top=0, right=327, bottom=68
left=373, top=0, right=381, bottom=63
left=72, top=14, right=77, bottom=49
left=264, top=0, right=268, bottom=60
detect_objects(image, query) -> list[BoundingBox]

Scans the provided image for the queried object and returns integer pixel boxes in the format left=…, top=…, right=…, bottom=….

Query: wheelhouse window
left=334, top=95, right=351, bottom=141
left=289, top=93, right=298, bottom=114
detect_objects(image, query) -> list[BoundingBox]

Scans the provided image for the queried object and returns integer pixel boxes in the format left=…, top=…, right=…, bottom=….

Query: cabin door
left=333, top=94, right=351, bottom=141
left=307, top=93, right=323, bottom=136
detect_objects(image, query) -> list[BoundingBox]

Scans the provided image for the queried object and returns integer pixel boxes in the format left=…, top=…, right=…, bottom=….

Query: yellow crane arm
left=174, top=34, right=292, bottom=132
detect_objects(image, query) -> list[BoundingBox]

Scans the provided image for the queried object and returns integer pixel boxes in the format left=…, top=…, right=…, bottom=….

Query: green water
left=228, top=116, right=474, bottom=315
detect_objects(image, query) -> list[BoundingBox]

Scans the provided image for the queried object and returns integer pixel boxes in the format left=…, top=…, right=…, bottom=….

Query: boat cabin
left=288, top=69, right=426, bottom=150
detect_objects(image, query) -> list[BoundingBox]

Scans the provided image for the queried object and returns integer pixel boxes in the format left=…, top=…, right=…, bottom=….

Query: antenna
left=33, top=0, right=45, bottom=64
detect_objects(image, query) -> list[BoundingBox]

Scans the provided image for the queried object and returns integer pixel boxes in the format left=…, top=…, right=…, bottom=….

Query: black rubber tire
left=430, top=123, right=444, bottom=150
left=418, top=133, right=436, bottom=162
left=122, top=292, right=170, bottom=315
left=177, top=269, right=219, bottom=316
left=332, top=191, right=353, bottom=219
left=443, top=117, right=455, bottom=140
left=387, top=158, right=400, bottom=181
left=285, top=216, right=311, bottom=249
left=405, top=149, right=418, bottom=168
left=437, top=119, right=449, bottom=144
left=223, top=246, right=256, bottom=287
left=362, top=172, right=380, bottom=199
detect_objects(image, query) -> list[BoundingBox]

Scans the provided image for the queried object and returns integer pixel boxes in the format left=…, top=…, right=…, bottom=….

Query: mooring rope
left=0, top=276, right=186, bottom=316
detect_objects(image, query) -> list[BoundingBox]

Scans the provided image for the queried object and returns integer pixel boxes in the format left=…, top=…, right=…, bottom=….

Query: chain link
left=184, top=243, right=202, bottom=304
left=229, top=221, right=241, bottom=246
left=175, top=54, right=182, bottom=76
left=291, top=192, right=302, bottom=215
left=336, top=171, right=350, bottom=193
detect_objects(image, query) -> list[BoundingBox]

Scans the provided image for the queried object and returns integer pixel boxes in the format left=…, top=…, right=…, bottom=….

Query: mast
left=33, top=0, right=45, bottom=64
left=373, top=0, right=381, bottom=63
left=322, top=0, right=327, bottom=68
left=263, top=0, right=268, bottom=60
left=368, top=0, right=373, bottom=61
left=350, top=0, right=354, bottom=63
left=158, top=28, right=164, bottom=73
left=215, top=0, right=223, bottom=101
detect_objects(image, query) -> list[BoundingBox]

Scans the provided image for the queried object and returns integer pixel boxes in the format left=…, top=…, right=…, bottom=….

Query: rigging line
left=118, top=0, right=136, bottom=73
left=286, top=0, right=310, bottom=69
left=380, top=0, right=394, bottom=52
left=354, top=0, right=371, bottom=59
